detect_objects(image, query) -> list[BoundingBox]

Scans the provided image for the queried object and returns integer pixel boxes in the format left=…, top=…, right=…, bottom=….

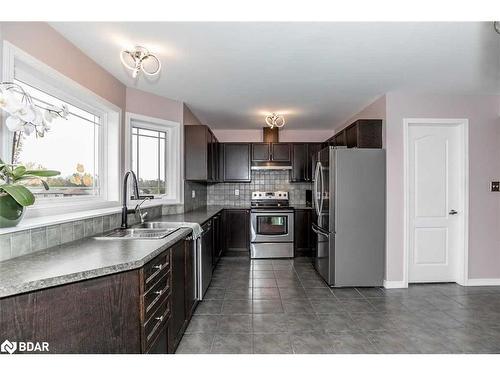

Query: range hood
left=251, top=127, right=292, bottom=170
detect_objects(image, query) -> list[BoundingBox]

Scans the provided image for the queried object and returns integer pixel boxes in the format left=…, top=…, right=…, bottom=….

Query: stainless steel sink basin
left=94, top=227, right=180, bottom=240
left=135, top=222, right=180, bottom=229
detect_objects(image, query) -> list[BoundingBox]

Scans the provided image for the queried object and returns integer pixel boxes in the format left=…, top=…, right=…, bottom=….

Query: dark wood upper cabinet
left=223, top=143, right=251, bottom=182
left=251, top=143, right=290, bottom=163
left=291, top=143, right=322, bottom=182
left=325, top=119, right=382, bottom=149
left=252, top=143, right=271, bottom=161
left=271, top=143, right=290, bottom=161
left=185, top=125, right=220, bottom=182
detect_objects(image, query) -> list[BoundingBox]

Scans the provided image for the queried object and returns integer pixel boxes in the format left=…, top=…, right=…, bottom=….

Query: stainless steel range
left=250, top=191, right=294, bottom=259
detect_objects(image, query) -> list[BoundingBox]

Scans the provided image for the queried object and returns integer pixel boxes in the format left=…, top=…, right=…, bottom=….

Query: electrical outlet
left=191, top=190, right=196, bottom=198
left=235, top=189, right=240, bottom=196
left=491, top=181, right=500, bottom=192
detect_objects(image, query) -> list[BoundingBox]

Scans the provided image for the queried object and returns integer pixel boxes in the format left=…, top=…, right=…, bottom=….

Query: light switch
left=491, top=181, right=500, bottom=192
left=192, top=190, right=196, bottom=198
left=235, top=189, right=240, bottom=196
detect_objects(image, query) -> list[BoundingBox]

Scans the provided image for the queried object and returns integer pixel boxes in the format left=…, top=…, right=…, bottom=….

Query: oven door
left=250, top=210, right=294, bottom=243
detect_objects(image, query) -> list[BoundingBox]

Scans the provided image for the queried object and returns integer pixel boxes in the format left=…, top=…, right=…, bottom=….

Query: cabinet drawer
left=144, top=272, right=171, bottom=321
left=144, top=252, right=170, bottom=290
left=144, top=297, right=171, bottom=347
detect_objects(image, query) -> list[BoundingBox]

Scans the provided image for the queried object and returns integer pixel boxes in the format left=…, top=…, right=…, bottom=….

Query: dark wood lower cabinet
left=0, top=235, right=195, bottom=354
left=295, top=209, right=313, bottom=257
left=223, top=209, right=250, bottom=254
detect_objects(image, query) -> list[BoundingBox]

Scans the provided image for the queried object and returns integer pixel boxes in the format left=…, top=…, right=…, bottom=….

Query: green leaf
left=0, top=185, right=35, bottom=206
left=24, top=170, right=60, bottom=177
left=12, top=165, right=27, bottom=179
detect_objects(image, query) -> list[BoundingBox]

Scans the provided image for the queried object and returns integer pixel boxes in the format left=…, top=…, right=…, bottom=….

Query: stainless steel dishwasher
left=199, top=220, right=213, bottom=298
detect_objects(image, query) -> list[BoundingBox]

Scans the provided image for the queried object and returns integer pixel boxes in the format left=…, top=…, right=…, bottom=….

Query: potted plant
left=0, top=82, right=68, bottom=227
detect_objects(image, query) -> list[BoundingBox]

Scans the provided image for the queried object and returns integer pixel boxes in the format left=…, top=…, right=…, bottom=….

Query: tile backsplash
left=184, top=181, right=208, bottom=212
left=208, top=170, right=312, bottom=206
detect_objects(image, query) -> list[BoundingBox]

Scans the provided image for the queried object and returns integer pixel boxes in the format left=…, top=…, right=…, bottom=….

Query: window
left=13, top=79, right=101, bottom=199
left=1, top=41, right=121, bottom=217
left=131, top=126, right=167, bottom=195
left=126, top=113, right=182, bottom=204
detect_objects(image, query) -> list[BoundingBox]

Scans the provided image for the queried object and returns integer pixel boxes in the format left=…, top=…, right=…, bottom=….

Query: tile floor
left=176, top=257, right=500, bottom=354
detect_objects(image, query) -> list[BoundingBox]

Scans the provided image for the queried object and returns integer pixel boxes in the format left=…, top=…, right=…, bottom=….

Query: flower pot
left=0, top=193, right=26, bottom=228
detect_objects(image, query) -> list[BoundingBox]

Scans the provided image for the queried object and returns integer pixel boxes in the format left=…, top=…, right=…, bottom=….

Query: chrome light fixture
left=265, top=113, right=285, bottom=129
left=120, top=46, right=161, bottom=78
left=495, top=21, right=500, bottom=35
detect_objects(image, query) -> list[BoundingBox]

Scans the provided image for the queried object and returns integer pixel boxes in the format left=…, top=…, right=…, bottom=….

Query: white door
left=407, top=121, right=465, bottom=283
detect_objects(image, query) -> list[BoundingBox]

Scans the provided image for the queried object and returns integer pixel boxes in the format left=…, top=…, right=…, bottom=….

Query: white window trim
left=1, top=41, right=122, bottom=218
left=125, top=112, right=183, bottom=205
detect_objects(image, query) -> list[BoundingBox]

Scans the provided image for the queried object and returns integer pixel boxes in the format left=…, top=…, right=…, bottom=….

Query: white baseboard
left=465, top=278, right=500, bottom=286
left=383, top=280, right=407, bottom=289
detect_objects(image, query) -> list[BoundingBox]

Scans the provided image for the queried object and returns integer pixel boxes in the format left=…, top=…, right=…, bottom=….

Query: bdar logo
left=1, top=340, right=17, bottom=354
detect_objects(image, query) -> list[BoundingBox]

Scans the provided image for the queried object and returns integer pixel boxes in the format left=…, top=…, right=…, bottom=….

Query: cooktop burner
left=251, top=191, right=290, bottom=208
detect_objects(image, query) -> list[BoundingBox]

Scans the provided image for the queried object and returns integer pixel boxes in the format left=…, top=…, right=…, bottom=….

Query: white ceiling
left=50, top=22, right=500, bottom=130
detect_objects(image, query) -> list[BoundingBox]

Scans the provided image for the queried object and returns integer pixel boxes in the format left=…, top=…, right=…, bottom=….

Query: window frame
left=1, top=41, right=122, bottom=217
left=125, top=112, right=183, bottom=205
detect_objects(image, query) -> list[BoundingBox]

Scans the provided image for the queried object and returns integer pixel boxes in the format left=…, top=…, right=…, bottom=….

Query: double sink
left=95, top=222, right=181, bottom=240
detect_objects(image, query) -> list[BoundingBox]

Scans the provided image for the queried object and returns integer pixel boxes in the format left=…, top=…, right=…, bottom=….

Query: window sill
left=0, top=200, right=173, bottom=235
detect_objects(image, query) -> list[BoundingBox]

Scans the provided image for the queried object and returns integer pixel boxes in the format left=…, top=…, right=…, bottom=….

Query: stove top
left=251, top=191, right=290, bottom=208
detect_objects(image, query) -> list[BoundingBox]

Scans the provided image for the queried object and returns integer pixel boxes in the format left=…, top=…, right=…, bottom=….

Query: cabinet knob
left=153, top=264, right=162, bottom=270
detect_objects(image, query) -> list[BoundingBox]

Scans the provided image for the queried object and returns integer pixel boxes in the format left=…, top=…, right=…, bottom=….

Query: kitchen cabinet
left=185, top=125, right=220, bottom=182
left=291, top=143, right=322, bottom=182
left=325, top=119, right=382, bottom=149
left=169, top=239, right=186, bottom=352
left=294, top=209, right=313, bottom=256
left=212, top=213, right=223, bottom=269
left=251, top=143, right=290, bottom=163
left=0, top=236, right=194, bottom=354
left=201, top=220, right=214, bottom=296
left=223, top=143, right=251, bottom=182
left=223, top=209, right=250, bottom=253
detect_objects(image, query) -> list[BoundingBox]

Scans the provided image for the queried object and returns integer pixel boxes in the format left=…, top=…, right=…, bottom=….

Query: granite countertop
left=0, top=204, right=312, bottom=299
left=0, top=227, right=192, bottom=299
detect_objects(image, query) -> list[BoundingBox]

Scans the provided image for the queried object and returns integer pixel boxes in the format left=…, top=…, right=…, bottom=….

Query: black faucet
left=121, top=170, right=141, bottom=229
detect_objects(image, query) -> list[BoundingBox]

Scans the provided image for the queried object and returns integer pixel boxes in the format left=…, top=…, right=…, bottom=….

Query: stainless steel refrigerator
left=312, top=147, right=386, bottom=287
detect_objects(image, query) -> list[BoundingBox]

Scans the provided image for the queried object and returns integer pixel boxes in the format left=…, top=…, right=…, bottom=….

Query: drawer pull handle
left=154, top=290, right=163, bottom=296
left=153, top=264, right=162, bottom=270
left=155, top=315, right=164, bottom=322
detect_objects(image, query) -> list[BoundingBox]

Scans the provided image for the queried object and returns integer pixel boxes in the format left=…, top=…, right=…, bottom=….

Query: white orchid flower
left=5, top=115, right=24, bottom=132
left=0, top=90, right=23, bottom=115
left=22, top=123, right=35, bottom=136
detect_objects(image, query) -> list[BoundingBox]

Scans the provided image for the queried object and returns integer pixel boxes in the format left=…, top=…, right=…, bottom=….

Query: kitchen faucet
left=121, top=170, right=150, bottom=228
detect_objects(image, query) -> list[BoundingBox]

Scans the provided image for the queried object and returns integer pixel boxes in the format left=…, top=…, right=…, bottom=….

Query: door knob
left=449, top=209, right=458, bottom=215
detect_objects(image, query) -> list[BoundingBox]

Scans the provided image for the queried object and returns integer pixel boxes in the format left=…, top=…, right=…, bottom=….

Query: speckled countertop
left=0, top=227, right=192, bottom=299
left=0, top=205, right=313, bottom=299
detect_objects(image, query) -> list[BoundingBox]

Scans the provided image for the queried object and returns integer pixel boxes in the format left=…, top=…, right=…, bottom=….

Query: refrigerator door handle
left=313, top=162, right=321, bottom=216
left=319, top=162, right=325, bottom=216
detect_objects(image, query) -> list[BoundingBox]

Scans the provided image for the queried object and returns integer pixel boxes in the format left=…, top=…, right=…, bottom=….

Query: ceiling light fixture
left=265, top=113, right=285, bottom=129
left=120, top=46, right=161, bottom=78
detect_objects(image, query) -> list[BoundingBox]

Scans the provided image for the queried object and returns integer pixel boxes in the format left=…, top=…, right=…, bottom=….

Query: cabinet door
left=184, top=126, right=208, bottom=181
left=212, top=213, right=223, bottom=268
left=201, top=221, right=213, bottom=296
left=169, top=240, right=186, bottom=351
left=307, top=143, right=322, bottom=181
left=291, top=143, right=308, bottom=182
left=223, top=143, right=251, bottom=182
left=147, top=325, right=169, bottom=354
left=271, top=143, right=290, bottom=161
left=224, top=209, right=250, bottom=252
left=185, top=239, right=196, bottom=319
left=252, top=143, right=271, bottom=161
left=294, top=210, right=312, bottom=256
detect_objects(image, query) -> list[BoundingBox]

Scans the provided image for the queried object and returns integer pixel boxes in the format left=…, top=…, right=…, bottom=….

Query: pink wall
left=0, top=22, right=126, bottom=110
left=126, top=87, right=183, bottom=123
left=213, top=129, right=332, bottom=142
left=183, top=104, right=203, bottom=125
left=334, top=95, right=387, bottom=145
left=385, top=93, right=500, bottom=281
